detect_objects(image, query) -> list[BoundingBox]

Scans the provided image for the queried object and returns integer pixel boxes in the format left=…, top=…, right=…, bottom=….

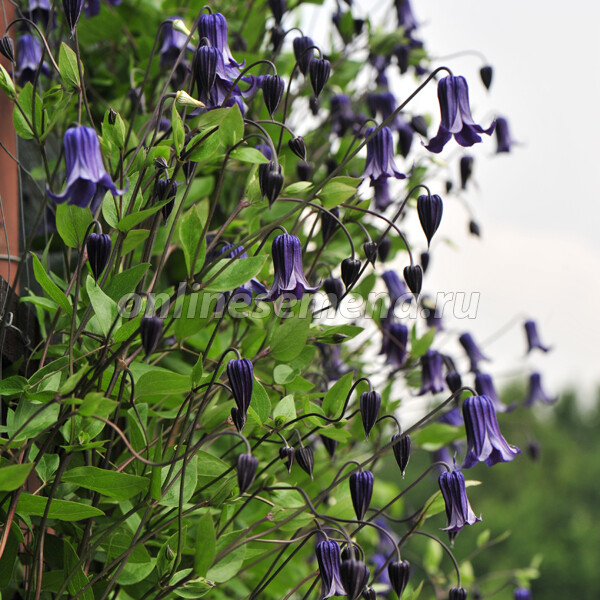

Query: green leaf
left=86, top=275, right=119, bottom=337
left=16, top=493, right=105, bottom=521
left=273, top=364, right=298, bottom=385
left=135, top=370, right=191, bottom=399
left=322, top=371, right=355, bottom=418
left=317, top=176, right=360, bottom=208
left=31, top=253, right=72, bottom=315
left=314, top=324, right=364, bottom=344
left=0, top=375, right=29, bottom=396
left=411, top=325, right=436, bottom=358
left=13, top=83, right=44, bottom=140
left=195, top=450, right=229, bottom=486
left=55, top=204, right=93, bottom=248
left=202, top=255, right=267, bottom=293
left=150, top=429, right=163, bottom=501
left=169, top=570, right=214, bottom=598
left=63, top=539, right=93, bottom=600
left=58, top=43, right=81, bottom=91
left=159, top=453, right=198, bottom=507
left=413, top=423, right=464, bottom=451
left=269, top=312, right=312, bottom=362
left=207, top=532, right=246, bottom=583
left=104, top=263, right=150, bottom=302
left=180, top=205, right=206, bottom=277
left=62, top=466, right=149, bottom=500
left=272, top=394, right=296, bottom=422
left=250, top=380, right=271, bottom=423
left=172, top=102, right=185, bottom=155
left=230, top=146, right=270, bottom=164
left=0, top=463, right=33, bottom=491
left=78, top=392, right=117, bottom=417
left=117, top=200, right=169, bottom=232
left=218, top=104, right=244, bottom=147
left=194, top=513, right=216, bottom=577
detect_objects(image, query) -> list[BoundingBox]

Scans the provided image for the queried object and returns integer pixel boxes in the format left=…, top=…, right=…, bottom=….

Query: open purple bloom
left=426, top=75, right=495, bottom=153
left=524, top=372, right=556, bottom=406
left=316, top=540, right=346, bottom=599
left=459, top=332, right=489, bottom=372
left=438, top=469, right=481, bottom=542
left=419, top=350, right=445, bottom=395
left=382, top=270, right=411, bottom=307
left=373, top=178, right=392, bottom=210
left=198, top=12, right=242, bottom=75
left=47, top=126, right=126, bottom=211
left=495, top=116, right=515, bottom=153
left=383, top=323, right=409, bottom=368
left=524, top=319, right=551, bottom=353
left=263, top=234, right=319, bottom=301
left=160, top=17, right=192, bottom=67
left=16, top=35, right=50, bottom=86
left=474, top=372, right=508, bottom=413
left=364, top=126, right=407, bottom=183
left=514, top=588, right=532, bottom=600
left=462, top=394, right=520, bottom=468
left=330, top=94, right=356, bottom=137
left=218, top=244, right=268, bottom=303
left=395, top=0, right=418, bottom=31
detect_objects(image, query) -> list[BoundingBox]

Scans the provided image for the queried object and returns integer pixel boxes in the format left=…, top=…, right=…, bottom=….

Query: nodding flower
left=419, top=350, right=445, bottom=395
left=160, top=17, right=193, bottom=67
left=364, top=126, right=407, bottom=183
left=46, top=126, right=126, bottom=211
left=524, top=319, right=551, bottom=353
left=513, top=588, right=532, bottom=600
left=227, top=358, right=254, bottom=432
left=383, top=323, right=409, bottom=368
left=449, top=587, right=468, bottom=600
left=417, top=194, right=444, bottom=247
left=459, top=332, right=489, bottom=372
left=16, top=34, right=50, bottom=86
left=426, top=75, right=495, bottom=153
left=349, top=470, right=374, bottom=521
left=140, top=316, right=163, bottom=357
left=462, top=394, right=520, bottom=468
left=474, top=372, right=508, bottom=413
left=360, top=391, right=381, bottom=439
left=388, top=560, right=411, bottom=599
left=293, top=36, right=315, bottom=75
left=495, top=116, right=515, bottom=153
left=236, top=453, right=258, bottom=493
left=315, top=540, right=346, bottom=599
left=340, top=559, right=370, bottom=600
left=263, top=234, right=319, bottom=301
left=438, top=469, right=481, bottom=542
left=460, top=155, right=474, bottom=189
left=524, top=372, right=556, bottom=406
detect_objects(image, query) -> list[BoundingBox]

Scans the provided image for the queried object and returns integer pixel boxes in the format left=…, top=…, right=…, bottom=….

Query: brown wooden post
left=0, top=1, right=18, bottom=290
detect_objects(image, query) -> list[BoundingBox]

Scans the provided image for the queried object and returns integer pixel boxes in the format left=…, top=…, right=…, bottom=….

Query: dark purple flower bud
left=258, top=161, right=284, bottom=207
left=513, top=589, right=531, bottom=600
left=288, top=136, right=306, bottom=160
left=264, top=234, right=319, bottom=301
left=462, top=394, right=520, bottom=468
left=526, top=440, right=541, bottom=462
left=309, top=58, right=331, bottom=98
left=397, top=119, right=414, bottom=157
left=154, top=178, right=178, bottom=220
left=426, top=76, right=495, bottom=154
left=392, top=433, right=411, bottom=477
left=349, top=470, right=374, bottom=520
left=63, top=0, right=84, bottom=33
left=395, top=43, right=410, bottom=74
left=255, top=144, right=273, bottom=161
left=362, top=587, right=377, bottom=600
left=363, top=241, right=378, bottom=265
left=237, top=453, right=258, bottom=493
left=341, top=544, right=360, bottom=562
left=326, top=158, right=338, bottom=175
left=268, top=0, right=286, bottom=24
left=295, top=446, right=314, bottom=478
left=474, top=372, right=506, bottom=412
left=419, top=350, right=445, bottom=395
left=340, top=560, right=370, bottom=600
left=279, top=445, right=294, bottom=472
left=227, top=358, right=254, bottom=426
left=446, top=371, right=463, bottom=394
left=449, top=587, right=468, bottom=600
left=321, top=207, right=340, bottom=243
left=140, top=316, right=163, bottom=356
left=495, top=117, right=515, bottom=153
left=261, top=74, right=285, bottom=116
left=293, top=36, right=315, bottom=75
left=423, top=296, right=443, bottom=331
left=469, top=220, right=481, bottom=237
left=382, top=270, right=410, bottom=306
left=403, top=265, right=422, bottom=297
left=410, top=115, right=428, bottom=137
left=524, top=372, right=556, bottom=406
left=417, top=194, right=444, bottom=246
left=309, top=95, right=320, bottom=115
left=388, top=560, right=410, bottom=598
left=364, top=126, right=407, bottom=182
left=384, top=324, right=409, bottom=368
left=373, top=179, right=392, bottom=211
left=316, top=540, right=346, bottom=599
left=324, top=278, right=345, bottom=310
left=297, top=160, right=314, bottom=181
left=47, top=127, right=126, bottom=211
left=360, top=391, right=381, bottom=439
left=459, top=333, right=488, bottom=372
left=524, top=319, right=551, bottom=353
left=0, top=36, right=14, bottom=63
left=378, top=238, right=391, bottom=262
left=86, top=233, right=111, bottom=281
left=193, top=45, right=219, bottom=99
left=438, top=469, right=481, bottom=542
left=446, top=180, right=453, bottom=193
left=460, top=156, right=474, bottom=190
left=479, top=65, right=493, bottom=90
left=341, top=258, right=361, bottom=288
left=270, top=24, right=285, bottom=52
left=420, top=251, right=430, bottom=273
left=321, top=435, right=338, bottom=458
